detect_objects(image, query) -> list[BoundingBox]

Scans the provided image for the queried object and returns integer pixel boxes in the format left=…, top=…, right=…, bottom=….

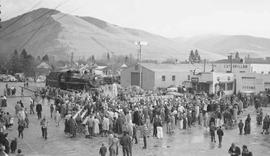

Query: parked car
left=7, top=75, right=18, bottom=82
left=36, top=75, right=46, bottom=82
left=0, top=74, right=8, bottom=81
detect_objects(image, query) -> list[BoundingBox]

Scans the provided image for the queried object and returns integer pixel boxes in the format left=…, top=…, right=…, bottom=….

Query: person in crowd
left=261, top=114, right=270, bottom=135
left=156, top=115, right=163, bottom=139
left=210, top=122, right=216, bottom=143
left=120, top=131, right=131, bottom=156
left=102, top=116, right=110, bottom=137
left=24, top=109, right=29, bottom=128
left=15, top=102, right=21, bottom=116
left=55, top=111, right=61, bottom=127
left=142, top=123, right=148, bottom=149
left=29, top=97, right=35, bottom=115
left=10, top=138, right=17, bottom=153
left=87, top=115, right=94, bottom=138
left=238, top=120, right=244, bottom=135
left=152, top=114, right=158, bottom=137
left=40, top=117, right=48, bottom=140
left=132, top=124, right=138, bottom=144
left=241, top=145, right=252, bottom=156
left=99, top=143, right=107, bottom=156
left=50, top=104, right=54, bottom=119
left=18, top=120, right=24, bottom=139
left=244, top=114, right=251, bottom=135
left=21, top=87, right=24, bottom=97
left=36, top=103, right=42, bottom=120
left=109, top=134, right=119, bottom=156
left=0, top=144, right=8, bottom=156
left=93, top=116, right=100, bottom=136
left=68, top=116, right=77, bottom=138
left=217, top=126, right=224, bottom=147
left=0, top=133, right=9, bottom=154
left=228, top=143, right=241, bottom=156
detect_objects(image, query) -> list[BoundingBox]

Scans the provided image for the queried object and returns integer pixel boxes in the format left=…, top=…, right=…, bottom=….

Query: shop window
left=162, top=75, right=166, bottom=81
left=172, top=75, right=175, bottom=81
left=220, top=83, right=225, bottom=91
left=227, top=82, right=233, bottom=90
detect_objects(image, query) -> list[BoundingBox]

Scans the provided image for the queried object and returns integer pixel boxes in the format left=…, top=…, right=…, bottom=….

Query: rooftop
left=141, top=63, right=212, bottom=73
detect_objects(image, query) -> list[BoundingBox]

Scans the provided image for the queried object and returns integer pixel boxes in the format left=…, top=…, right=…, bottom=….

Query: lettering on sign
left=223, top=64, right=248, bottom=69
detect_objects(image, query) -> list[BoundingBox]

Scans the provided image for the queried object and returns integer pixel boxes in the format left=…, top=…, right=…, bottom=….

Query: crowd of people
left=0, top=82, right=269, bottom=156
left=36, top=84, right=269, bottom=156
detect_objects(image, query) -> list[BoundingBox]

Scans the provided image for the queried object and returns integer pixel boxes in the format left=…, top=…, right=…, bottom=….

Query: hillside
left=0, top=8, right=188, bottom=61
left=174, top=34, right=270, bottom=58
left=1, top=8, right=270, bottom=61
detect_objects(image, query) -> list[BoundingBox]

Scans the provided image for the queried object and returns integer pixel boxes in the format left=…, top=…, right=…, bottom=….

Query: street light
left=135, top=41, right=148, bottom=88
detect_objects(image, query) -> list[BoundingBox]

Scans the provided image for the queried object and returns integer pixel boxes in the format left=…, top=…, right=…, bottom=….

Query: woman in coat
left=109, top=135, right=119, bottom=156
left=93, top=116, right=100, bottom=136
left=68, top=116, right=77, bottom=137
left=244, top=114, right=251, bottom=135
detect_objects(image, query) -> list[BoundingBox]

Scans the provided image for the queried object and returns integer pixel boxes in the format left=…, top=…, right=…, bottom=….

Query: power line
left=0, top=0, right=69, bottom=39
left=17, top=0, right=70, bottom=51
left=0, top=0, right=42, bottom=32
left=18, top=12, right=53, bottom=51
left=7, top=7, right=81, bottom=38
left=91, top=36, right=110, bottom=52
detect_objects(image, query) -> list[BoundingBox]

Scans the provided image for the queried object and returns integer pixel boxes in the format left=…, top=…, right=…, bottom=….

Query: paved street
left=1, top=82, right=270, bottom=156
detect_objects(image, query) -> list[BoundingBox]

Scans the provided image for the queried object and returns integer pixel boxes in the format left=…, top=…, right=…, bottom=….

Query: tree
left=194, top=49, right=201, bottom=63
left=23, top=54, right=35, bottom=76
left=188, top=49, right=201, bottom=63
left=91, top=55, right=95, bottom=63
left=235, top=52, right=240, bottom=60
left=20, top=49, right=27, bottom=59
left=36, top=56, right=41, bottom=63
left=7, top=50, right=21, bottom=74
left=189, top=50, right=195, bottom=63
left=107, top=52, right=110, bottom=61
left=42, top=54, right=49, bottom=62
left=124, top=56, right=128, bottom=63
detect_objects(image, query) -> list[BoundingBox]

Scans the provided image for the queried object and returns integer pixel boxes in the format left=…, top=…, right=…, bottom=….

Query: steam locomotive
left=45, top=70, right=120, bottom=90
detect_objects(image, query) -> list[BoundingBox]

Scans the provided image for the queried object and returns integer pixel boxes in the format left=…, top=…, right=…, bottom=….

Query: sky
left=1, top=0, right=270, bottom=38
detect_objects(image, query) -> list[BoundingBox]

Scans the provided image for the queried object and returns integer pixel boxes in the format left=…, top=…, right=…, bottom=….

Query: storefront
left=191, top=72, right=235, bottom=95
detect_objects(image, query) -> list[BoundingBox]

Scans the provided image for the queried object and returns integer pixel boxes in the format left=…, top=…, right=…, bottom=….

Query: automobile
left=167, top=85, right=178, bottom=92
left=36, top=75, right=46, bottom=82
left=0, top=74, right=8, bottom=81
left=7, top=75, right=18, bottom=82
left=27, top=77, right=35, bottom=82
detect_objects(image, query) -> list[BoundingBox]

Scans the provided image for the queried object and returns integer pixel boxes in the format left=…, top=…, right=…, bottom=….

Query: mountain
left=174, top=34, right=270, bottom=58
left=0, top=8, right=188, bottom=61
left=1, top=8, right=270, bottom=62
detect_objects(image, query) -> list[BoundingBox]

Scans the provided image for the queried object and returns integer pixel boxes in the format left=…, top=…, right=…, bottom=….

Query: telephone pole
left=0, top=4, right=2, bottom=29
left=228, top=52, right=234, bottom=73
left=70, top=52, right=74, bottom=67
left=135, top=41, right=148, bottom=88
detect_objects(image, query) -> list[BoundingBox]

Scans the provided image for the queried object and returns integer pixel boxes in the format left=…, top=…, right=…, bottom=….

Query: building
left=235, top=73, right=270, bottom=94
left=190, top=72, right=235, bottom=95
left=120, top=63, right=211, bottom=90
left=94, top=66, right=112, bottom=76
left=214, top=54, right=270, bottom=74
left=214, top=63, right=270, bottom=74
left=36, top=62, right=52, bottom=76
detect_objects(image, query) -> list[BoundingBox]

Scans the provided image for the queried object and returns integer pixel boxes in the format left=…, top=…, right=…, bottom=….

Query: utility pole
left=139, top=44, right=142, bottom=88
left=135, top=41, right=148, bottom=88
left=203, top=59, right=206, bottom=72
left=228, top=52, right=233, bottom=73
left=71, top=52, right=74, bottom=67
left=0, top=4, right=2, bottom=29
